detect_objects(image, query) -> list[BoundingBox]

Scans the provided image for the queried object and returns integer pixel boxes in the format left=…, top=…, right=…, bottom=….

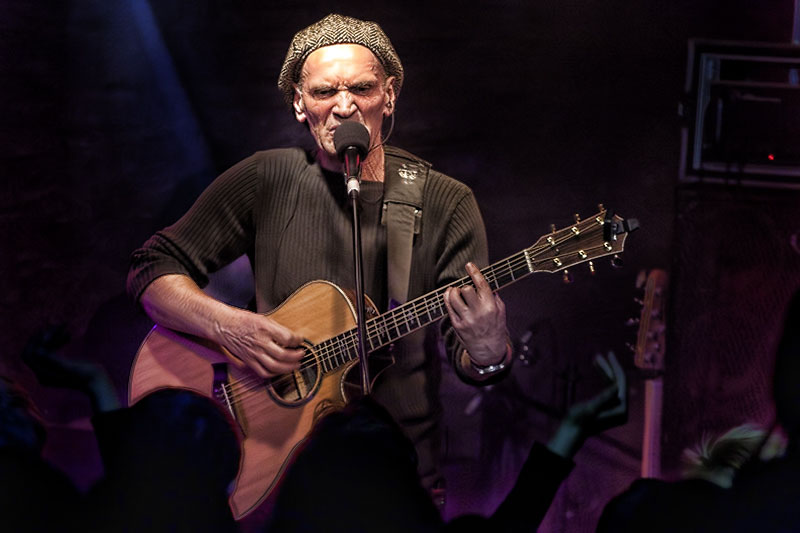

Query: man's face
left=293, top=44, right=395, bottom=168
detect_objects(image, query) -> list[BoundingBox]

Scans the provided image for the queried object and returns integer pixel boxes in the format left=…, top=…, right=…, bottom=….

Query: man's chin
left=315, top=146, right=340, bottom=170
left=316, top=135, right=335, bottom=155
left=320, top=144, right=337, bottom=159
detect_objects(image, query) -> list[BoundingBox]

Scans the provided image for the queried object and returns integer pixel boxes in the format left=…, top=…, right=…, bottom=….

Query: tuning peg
left=625, top=317, right=640, bottom=326
left=550, top=223, right=556, bottom=233
left=574, top=213, right=581, bottom=223
left=588, top=261, right=595, bottom=275
left=611, top=254, right=624, bottom=268
left=597, top=203, right=605, bottom=213
left=562, top=270, right=573, bottom=284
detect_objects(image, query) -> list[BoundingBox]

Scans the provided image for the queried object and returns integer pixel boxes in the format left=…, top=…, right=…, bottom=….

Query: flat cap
left=278, top=14, right=404, bottom=107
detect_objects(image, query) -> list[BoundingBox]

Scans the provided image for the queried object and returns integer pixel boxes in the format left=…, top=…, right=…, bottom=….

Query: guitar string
left=219, top=225, right=611, bottom=408
left=218, top=224, right=610, bottom=407
left=219, top=226, right=610, bottom=407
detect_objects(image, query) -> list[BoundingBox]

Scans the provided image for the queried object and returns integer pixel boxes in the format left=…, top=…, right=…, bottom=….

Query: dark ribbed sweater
left=127, top=146, right=490, bottom=490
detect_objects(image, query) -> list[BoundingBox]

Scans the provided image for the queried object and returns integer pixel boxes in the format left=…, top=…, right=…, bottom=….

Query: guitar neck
left=314, top=209, right=634, bottom=373
left=368, top=249, right=535, bottom=349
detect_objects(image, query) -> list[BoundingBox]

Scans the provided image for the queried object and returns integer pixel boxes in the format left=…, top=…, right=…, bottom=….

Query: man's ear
left=293, top=86, right=307, bottom=123
left=383, top=77, right=396, bottom=117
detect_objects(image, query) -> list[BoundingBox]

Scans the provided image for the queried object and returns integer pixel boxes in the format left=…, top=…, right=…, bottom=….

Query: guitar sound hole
left=267, top=346, right=320, bottom=406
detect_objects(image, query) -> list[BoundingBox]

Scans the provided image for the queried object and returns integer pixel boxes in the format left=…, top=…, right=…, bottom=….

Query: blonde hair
left=681, top=424, right=767, bottom=488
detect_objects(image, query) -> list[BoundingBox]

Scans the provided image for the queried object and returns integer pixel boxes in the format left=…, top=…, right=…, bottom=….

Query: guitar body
left=129, top=280, right=387, bottom=519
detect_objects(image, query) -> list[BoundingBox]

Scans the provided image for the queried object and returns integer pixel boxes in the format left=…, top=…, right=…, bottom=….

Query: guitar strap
left=382, top=146, right=430, bottom=305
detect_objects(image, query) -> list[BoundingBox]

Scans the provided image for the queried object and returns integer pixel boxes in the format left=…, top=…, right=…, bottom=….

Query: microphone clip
left=343, top=146, right=363, bottom=197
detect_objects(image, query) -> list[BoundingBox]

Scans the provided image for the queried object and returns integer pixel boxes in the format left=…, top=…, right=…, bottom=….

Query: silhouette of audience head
left=267, top=395, right=442, bottom=533
left=0, top=374, right=83, bottom=531
left=119, top=388, right=240, bottom=487
left=90, top=388, right=242, bottom=532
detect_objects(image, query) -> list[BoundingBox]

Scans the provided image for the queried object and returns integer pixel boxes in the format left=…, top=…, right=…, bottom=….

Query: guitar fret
left=391, top=308, right=403, bottom=338
left=485, top=268, right=498, bottom=291
left=396, top=307, right=410, bottom=336
left=326, top=342, right=337, bottom=370
left=337, top=336, right=349, bottom=366
left=350, top=334, right=360, bottom=362
left=423, top=297, right=435, bottom=320
left=367, top=323, right=383, bottom=353
left=514, top=252, right=529, bottom=279
left=497, top=270, right=515, bottom=288
left=406, top=306, right=419, bottom=330
left=323, top=340, right=333, bottom=369
left=432, top=293, right=445, bottom=319
left=504, top=258, right=515, bottom=282
left=351, top=334, right=361, bottom=362
left=345, top=335, right=357, bottom=363
left=378, top=320, right=390, bottom=345
left=318, top=342, right=330, bottom=373
left=369, top=320, right=385, bottom=349
left=423, top=296, right=434, bottom=322
left=327, top=339, right=337, bottom=368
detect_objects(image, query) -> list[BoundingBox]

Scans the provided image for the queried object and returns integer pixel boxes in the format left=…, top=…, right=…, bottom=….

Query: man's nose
left=332, top=90, right=356, bottom=117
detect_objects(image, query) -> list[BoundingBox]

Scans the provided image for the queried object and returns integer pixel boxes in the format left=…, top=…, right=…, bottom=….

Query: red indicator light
left=768, top=154, right=775, bottom=161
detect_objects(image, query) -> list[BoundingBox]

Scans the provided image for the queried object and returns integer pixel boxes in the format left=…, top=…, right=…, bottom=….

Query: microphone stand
left=344, top=151, right=371, bottom=396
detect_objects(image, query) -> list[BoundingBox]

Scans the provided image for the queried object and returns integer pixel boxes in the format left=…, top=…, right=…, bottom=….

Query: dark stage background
left=2, top=1, right=800, bottom=531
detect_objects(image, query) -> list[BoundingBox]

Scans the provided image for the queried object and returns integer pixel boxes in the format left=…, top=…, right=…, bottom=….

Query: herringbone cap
left=278, top=14, right=404, bottom=107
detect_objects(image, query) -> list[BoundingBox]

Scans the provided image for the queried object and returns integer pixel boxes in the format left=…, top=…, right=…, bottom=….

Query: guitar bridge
left=212, top=363, right=238, bottom=424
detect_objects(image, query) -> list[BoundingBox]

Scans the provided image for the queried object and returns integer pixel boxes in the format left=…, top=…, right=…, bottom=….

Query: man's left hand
left=443, top=262, right=509, bottom=367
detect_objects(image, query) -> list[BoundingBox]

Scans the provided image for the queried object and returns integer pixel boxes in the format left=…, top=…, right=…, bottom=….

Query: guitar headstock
left=632, top=268, right=668, bottom=374
left=526, top=205, right=639, bottom=277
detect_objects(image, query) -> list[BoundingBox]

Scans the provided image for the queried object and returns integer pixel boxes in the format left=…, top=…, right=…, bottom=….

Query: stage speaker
left=680, top=40, right=800, bottom=189
left=662, top=185, right=800, bottom=474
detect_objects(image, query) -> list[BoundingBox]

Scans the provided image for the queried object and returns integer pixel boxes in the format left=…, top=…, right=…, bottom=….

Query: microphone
left=333, top=122, right=370, bottom=197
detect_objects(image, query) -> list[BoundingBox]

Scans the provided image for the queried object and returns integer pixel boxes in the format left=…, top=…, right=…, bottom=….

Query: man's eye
left=350, top=85, right=374, bottom=96
left=312, top=89, right=335, bottom=99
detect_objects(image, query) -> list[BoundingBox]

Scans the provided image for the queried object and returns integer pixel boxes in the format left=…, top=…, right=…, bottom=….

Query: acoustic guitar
left=129, top=206, right=638, bottom=518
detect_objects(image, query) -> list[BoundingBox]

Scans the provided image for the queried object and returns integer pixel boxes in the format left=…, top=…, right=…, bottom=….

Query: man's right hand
left=141, top=274, right=304, bottom=379
left=215, top=308, right=305, bottom=378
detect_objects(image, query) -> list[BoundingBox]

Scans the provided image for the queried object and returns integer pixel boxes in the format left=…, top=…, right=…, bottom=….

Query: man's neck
left=317, top=145, right=385, bottom=182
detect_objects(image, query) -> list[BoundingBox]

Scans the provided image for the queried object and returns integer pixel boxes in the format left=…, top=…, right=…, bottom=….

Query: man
left=127, top=13, right=511, bottom=501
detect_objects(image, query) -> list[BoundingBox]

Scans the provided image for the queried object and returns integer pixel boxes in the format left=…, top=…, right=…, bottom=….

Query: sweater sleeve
left=126, top=154, right=261, bottom=302
left=444, top=443, right=574, bottom=532
left=490, top=442, right=575, bottom=531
